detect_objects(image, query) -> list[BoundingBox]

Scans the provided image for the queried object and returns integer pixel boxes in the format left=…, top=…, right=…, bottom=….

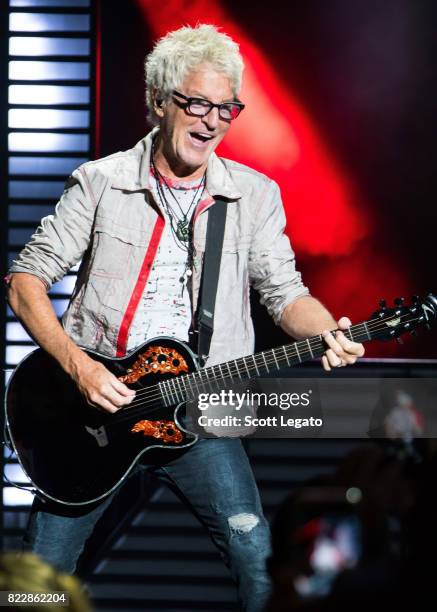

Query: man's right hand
left=70, top=354, right=136, bottom=413
left=7, top=273, right=135, bottom=414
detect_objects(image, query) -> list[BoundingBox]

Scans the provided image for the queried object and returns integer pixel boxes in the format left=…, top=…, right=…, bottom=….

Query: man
left=6, top=24, right=364, bottom=612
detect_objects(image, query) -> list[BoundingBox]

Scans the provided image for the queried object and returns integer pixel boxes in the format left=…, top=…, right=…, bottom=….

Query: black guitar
left=5, top=294, right=436, bottom=506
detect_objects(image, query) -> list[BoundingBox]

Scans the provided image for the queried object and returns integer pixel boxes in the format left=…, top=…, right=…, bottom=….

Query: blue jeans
left=24, top=438, right=272, bottom=612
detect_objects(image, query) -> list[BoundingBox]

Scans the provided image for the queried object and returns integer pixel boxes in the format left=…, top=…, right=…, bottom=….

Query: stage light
left=9, top=108, right=90, bottom=129
left=9, top=60, right=90, bottom=80
left=9, top=36, right=90, bottom=56
left=6, top=346, right=36, bottom=367
left=9, top=156, right=87, bottom=175
left=8, top=180, right=65, bottom=198
left=6, top=323, right=31, bottom=342
left=9, top=85, right=90, bottom=105
left=51, top=299, right=71, bottom=315
left=9, top=12, right=90, bottom=32
left=8, top=204, right=54, bottom=221
left=11, top=0, right=90, bottom=6
left=3, top=487, right=34, bottom=507
left=8, top=228, right=36, bottom=245
left=3, top=0, right=95, bottom=512
left=8, top=132, right=89, bottom=152
left=49, top=276, right=78, bottom=296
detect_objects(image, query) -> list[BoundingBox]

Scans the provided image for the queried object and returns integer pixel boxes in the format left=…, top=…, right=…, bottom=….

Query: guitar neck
left=206, top=320, right=371, bottom=379
left=170, top=320, right=375, bottom=402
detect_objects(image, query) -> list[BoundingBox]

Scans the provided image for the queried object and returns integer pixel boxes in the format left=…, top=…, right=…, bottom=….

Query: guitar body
left=5, top=337, right=199, bottom=506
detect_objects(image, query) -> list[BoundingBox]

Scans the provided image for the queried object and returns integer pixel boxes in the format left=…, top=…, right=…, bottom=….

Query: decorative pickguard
left=131, top=420, right=183, bottom=443
left=119, top=346, right=189, bottom=384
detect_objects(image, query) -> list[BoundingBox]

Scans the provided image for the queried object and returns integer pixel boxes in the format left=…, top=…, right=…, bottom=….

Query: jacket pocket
left=89, top=229, right=133, bottom=279
left=82, top=221, right=154, bottom=313
left=89, top=219, right=154, bottom=278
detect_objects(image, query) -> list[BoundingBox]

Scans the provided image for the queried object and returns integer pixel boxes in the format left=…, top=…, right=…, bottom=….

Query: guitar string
left=104, top=322, right=422, bottom=432
left=122, top=317, right=384, bottom=405
left=101, top=312, right=423, bottom=428
left=113, top=312, right=419, bottom=410
left=119, top=308, right=416, bottom=405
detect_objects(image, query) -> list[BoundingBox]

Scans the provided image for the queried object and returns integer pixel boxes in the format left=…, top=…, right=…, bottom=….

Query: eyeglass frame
left=171, top=89, right=245, bottom=120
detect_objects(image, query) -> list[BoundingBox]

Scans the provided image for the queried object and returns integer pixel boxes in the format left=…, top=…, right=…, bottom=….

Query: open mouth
left=189, top=132, right=214, bottom=145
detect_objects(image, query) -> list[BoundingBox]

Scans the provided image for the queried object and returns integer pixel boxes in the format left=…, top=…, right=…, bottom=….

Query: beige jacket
left=9, top=129, right=309, bottom=364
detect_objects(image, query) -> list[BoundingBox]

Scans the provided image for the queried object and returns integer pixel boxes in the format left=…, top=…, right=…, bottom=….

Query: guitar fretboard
left=158, top=321, right=374, bottom=407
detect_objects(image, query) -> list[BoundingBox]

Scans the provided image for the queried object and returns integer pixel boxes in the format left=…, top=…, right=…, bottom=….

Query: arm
left=7, top=167, right=134, bottom=412
left=7, top=273, right=134, bottom=413
left=247, top=179, right=364, bottom=370
left=248, top=179, right=311, bottom=323
left=280, top=295, right=365, bottom=371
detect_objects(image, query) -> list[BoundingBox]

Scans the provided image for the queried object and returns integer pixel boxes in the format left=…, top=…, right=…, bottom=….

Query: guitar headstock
left=369, top=293, right=437, bottom=341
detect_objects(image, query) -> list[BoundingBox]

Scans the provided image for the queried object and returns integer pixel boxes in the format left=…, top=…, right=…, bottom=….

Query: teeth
left=191, top=132, right=213, bottom=140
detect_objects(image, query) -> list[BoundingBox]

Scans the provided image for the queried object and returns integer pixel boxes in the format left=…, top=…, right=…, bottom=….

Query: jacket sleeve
left=248, top=178, right=310, bottom=324
left=8, top=165, right=99, bottom=290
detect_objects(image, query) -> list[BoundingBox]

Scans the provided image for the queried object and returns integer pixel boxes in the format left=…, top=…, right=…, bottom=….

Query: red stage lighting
left=134, top=0, right=413, bottom=355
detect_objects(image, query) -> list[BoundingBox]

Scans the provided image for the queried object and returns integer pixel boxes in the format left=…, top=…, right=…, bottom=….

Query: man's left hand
left=321, top=316, right=365, bottom=371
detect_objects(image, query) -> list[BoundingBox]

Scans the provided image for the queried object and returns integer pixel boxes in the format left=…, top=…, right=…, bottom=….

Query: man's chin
left=182, top=152, right=210, bottom=173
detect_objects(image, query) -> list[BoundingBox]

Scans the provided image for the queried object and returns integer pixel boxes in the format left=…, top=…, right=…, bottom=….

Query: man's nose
left=201, top=106, right=220, bottom=130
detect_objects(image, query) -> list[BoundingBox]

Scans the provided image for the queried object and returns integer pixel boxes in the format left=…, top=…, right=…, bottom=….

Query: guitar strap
left=193, top=197, right=228, bottom=367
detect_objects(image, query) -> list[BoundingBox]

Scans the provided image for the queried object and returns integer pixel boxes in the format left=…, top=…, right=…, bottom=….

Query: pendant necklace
left=151, top=147, right=206, bottom=296
left=151, top=152, right=206, bottom=247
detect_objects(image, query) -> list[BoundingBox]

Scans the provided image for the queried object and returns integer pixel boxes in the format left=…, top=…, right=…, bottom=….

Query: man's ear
left=152, top=89, right=165, bottom=118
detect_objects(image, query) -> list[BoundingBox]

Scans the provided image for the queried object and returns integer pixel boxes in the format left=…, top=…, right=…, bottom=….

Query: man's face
left=156, top=63, right=234, bottom=176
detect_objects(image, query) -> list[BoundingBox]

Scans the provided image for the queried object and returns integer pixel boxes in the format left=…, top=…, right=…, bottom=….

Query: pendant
left=176, top=219, right=190, bottom=242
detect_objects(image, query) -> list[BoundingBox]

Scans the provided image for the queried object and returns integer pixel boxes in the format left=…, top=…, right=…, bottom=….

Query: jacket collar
left=206, top=151, right=242, bottom=200
left=111, top=127, right=242, bottom=200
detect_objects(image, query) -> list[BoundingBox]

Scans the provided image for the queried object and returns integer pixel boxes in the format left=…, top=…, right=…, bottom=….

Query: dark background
left=98, top=0, right=437, bottom=358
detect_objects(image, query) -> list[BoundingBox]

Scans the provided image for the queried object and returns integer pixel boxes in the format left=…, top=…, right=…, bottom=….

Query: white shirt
left=126, top=171, right=205, bottom=350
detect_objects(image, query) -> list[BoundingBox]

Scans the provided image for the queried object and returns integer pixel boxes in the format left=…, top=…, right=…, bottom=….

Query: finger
left=335, top=331, right=365, bottom=356
left=325, top=349, right=342, bottom=368
left=321, top=355, right=332, bottom=372
left=93, top=363, right=135, bottom=397
left=111, top=377, right=136, bottom=397
left=341, top=353, right=358, bottom=365
left=100, top=398, right=121, bottom=413
left=323, top=333, right=362, bottom=367
left=120, top=393, right=135, bottom=406
left=336, top=318, right=365, bottom=358
left=322, top=330, right=344, bottom=355
left=334, top=330, right=353, bottom=351
left=87, top=396, right=120, bottom=414
left=100, top=384, right=133, bottom=408
left=337, top=316, right=352, bottom=330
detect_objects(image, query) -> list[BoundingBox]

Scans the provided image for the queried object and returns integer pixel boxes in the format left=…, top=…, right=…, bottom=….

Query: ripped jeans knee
left=228, top=512, right=260, bottom=535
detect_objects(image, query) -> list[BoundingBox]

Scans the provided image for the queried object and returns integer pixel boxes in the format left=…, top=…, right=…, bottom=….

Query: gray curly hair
left=144, top=24, right=244, bottom=125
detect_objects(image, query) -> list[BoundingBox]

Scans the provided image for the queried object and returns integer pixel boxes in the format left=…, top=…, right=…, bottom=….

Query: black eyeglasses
left=172, top=90, right=245, bottom=121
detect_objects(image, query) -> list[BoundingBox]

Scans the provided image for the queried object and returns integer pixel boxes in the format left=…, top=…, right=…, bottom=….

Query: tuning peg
left=379, top=299, right=387, bottom=309
left=394, top=297, right=405, bottom=306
